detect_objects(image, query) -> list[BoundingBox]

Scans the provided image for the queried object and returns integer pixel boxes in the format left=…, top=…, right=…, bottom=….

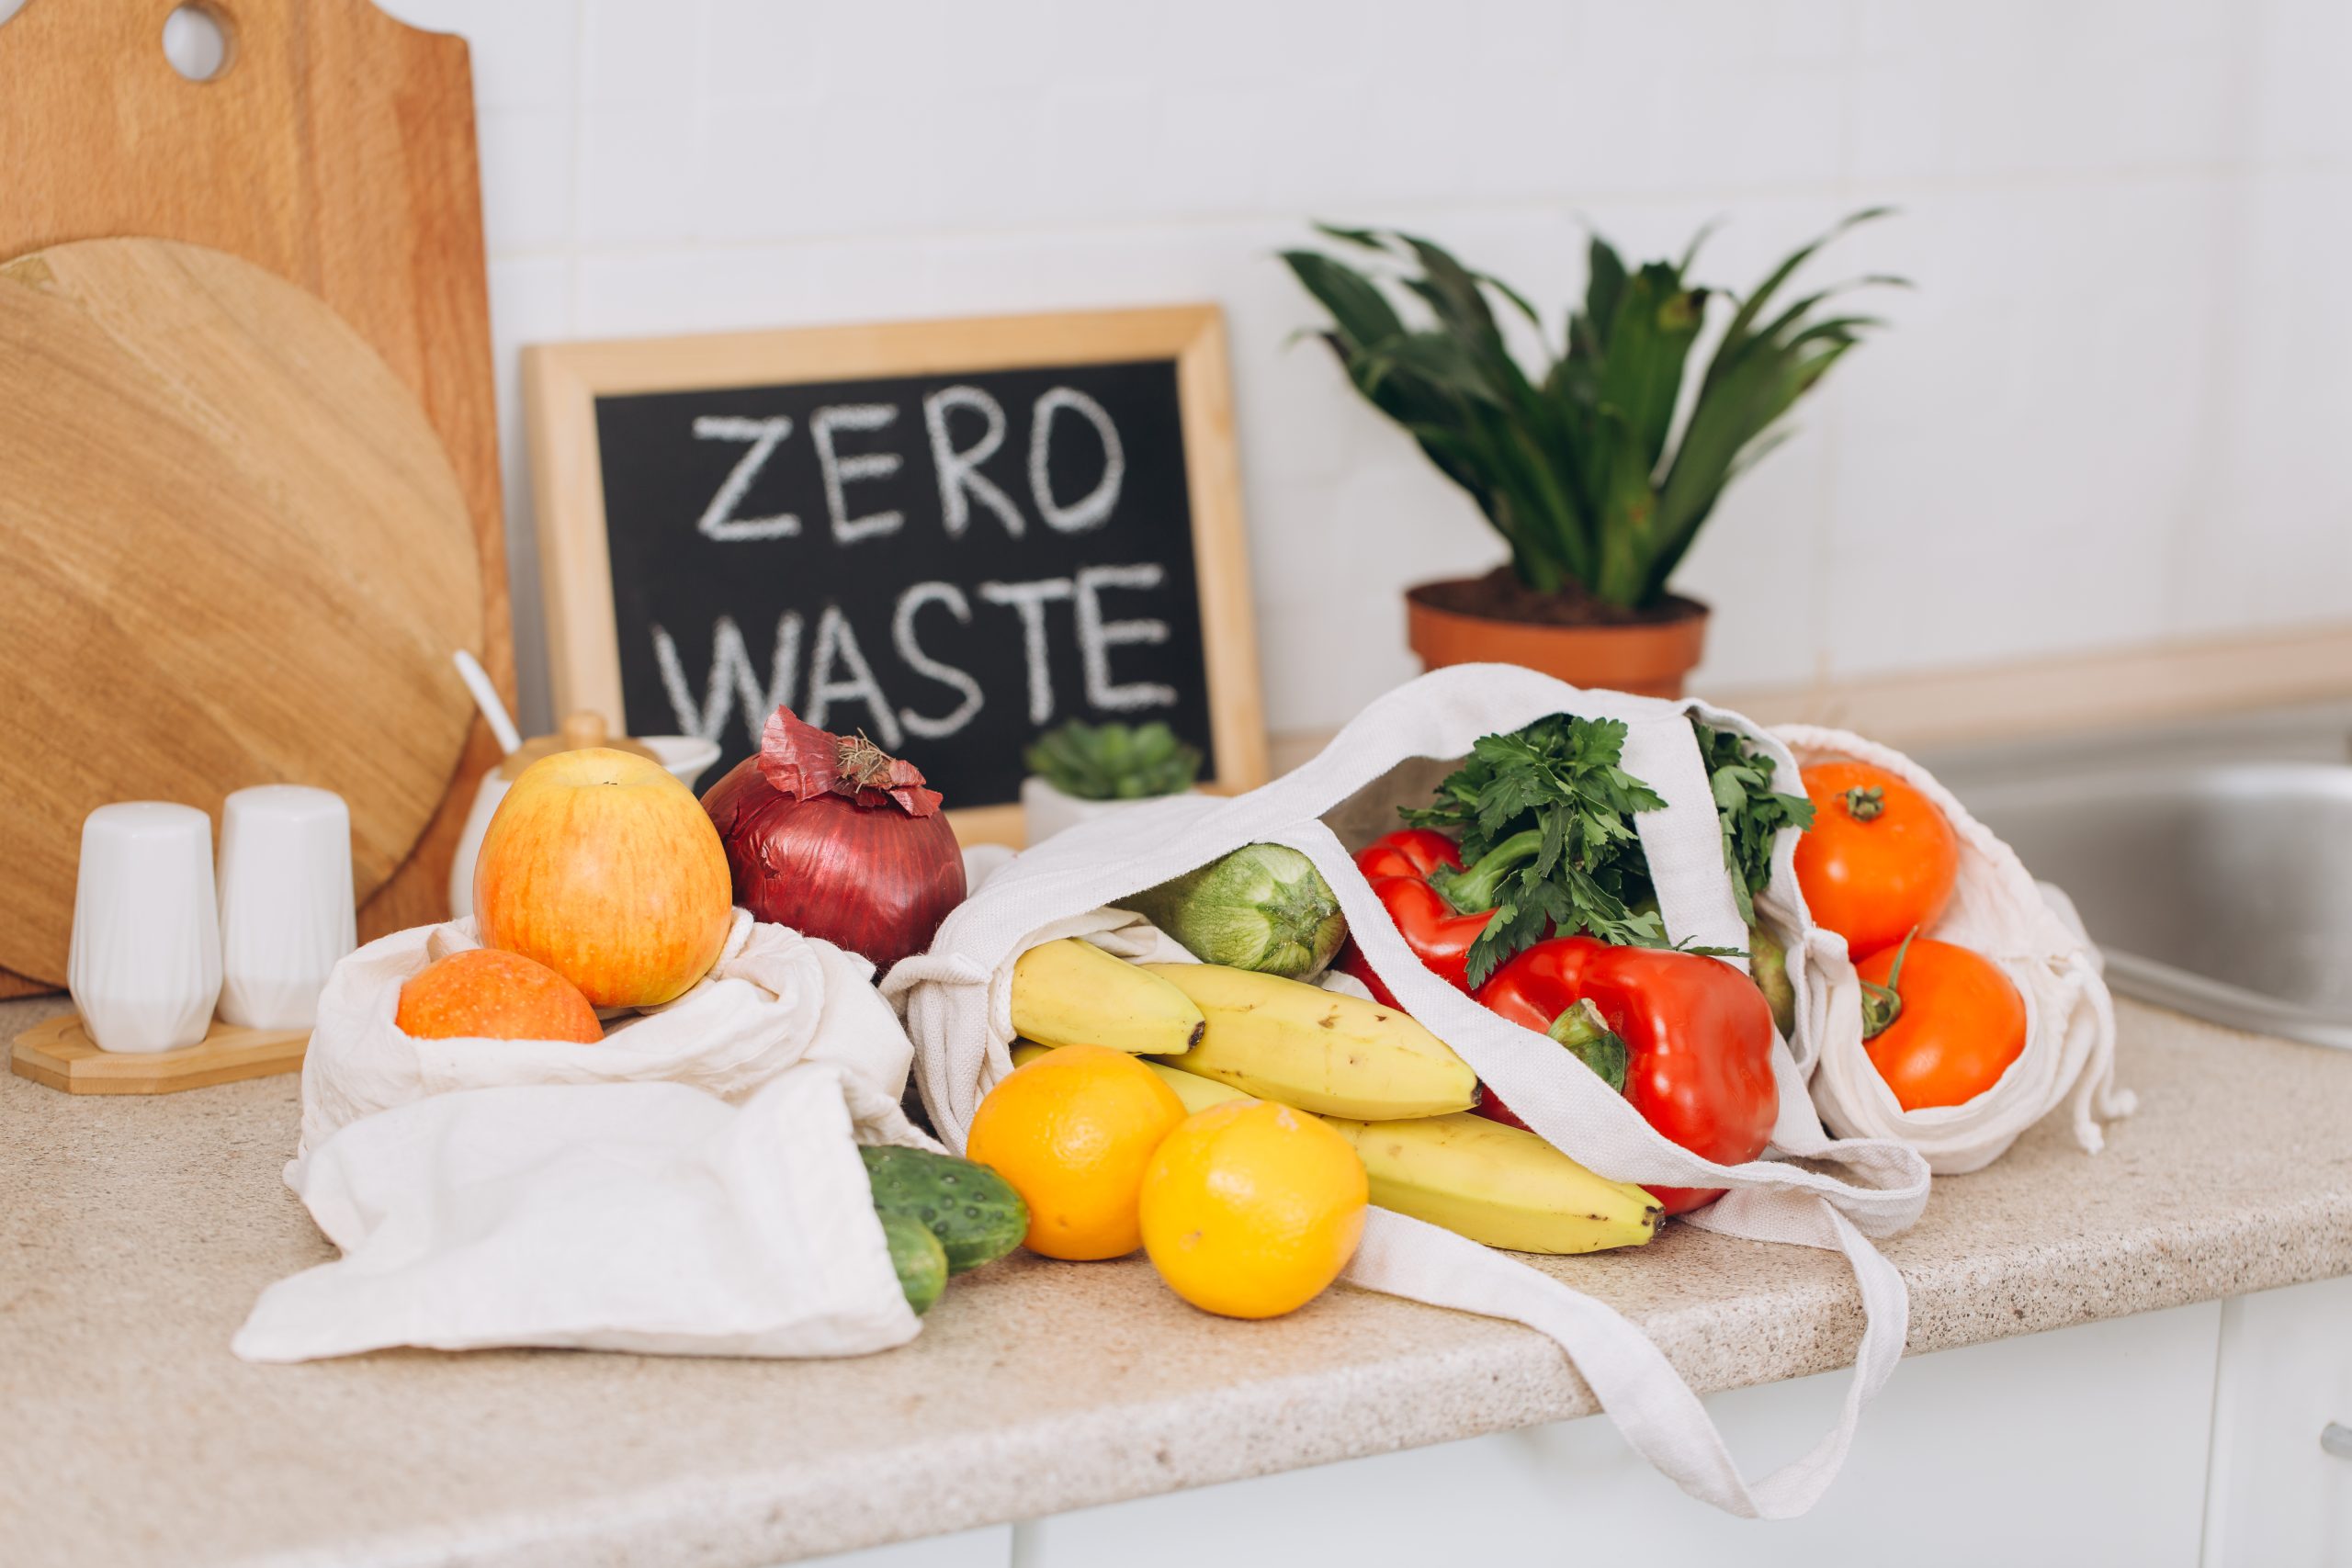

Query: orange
left=395, top=948, right=603, bottom=1043
left=965, top=1043, right=1188, bottom=1260
left=1139, top=1100, right=1369, bottom=1320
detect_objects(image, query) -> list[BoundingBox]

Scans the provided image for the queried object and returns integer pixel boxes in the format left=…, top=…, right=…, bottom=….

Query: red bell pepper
left=1335, top=827, right=1545, bottom=1006
left=1474, top=936, right=1778, bottom=1216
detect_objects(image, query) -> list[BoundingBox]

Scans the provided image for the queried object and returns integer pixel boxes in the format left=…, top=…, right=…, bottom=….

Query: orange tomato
left=1793, top=761, right=1959, bottom=959
left=1859, top=938, right=2026, bottom=1110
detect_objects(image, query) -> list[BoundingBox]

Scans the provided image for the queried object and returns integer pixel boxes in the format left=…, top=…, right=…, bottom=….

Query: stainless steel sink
left=1928, top=705, right=2352, bottom=1048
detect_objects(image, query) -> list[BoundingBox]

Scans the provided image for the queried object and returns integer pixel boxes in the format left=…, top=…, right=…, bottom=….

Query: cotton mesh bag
left=1776, top=725, right=2133, bottom=1174
left=886, top=664, right=1934, bottom=1518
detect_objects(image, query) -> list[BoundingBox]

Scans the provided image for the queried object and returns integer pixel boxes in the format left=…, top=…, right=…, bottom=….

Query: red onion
left=701, top=707, right=966, bottom=973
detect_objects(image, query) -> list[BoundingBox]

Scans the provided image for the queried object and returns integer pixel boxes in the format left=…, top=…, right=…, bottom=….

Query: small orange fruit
left=395, top=948, right=603, bottom=1043
left=1140, top=1100, right=1369, bottom=1320
left=965, top=1043, right=1188, bottom=1260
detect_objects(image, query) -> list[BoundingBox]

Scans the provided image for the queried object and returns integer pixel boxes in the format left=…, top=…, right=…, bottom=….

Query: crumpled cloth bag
left=1778, top=725, right=2135, bottom=1174
left=298, top=908, right=925, bottom=1157
left=232, top=1068, right=924, bottom=1361
left=886, top=664, right=1932, bottom=1520
left=239, top=907, right=939, bottom=1362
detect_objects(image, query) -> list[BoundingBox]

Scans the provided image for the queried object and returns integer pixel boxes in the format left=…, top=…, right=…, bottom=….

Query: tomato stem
left=1840, top=784, right=1886, bottom=823
left=1860, top=927, right=1918, bottom=1040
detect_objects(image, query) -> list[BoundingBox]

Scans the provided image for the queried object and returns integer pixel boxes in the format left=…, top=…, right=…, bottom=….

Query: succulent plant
left=1280, top=210, right=1901, bottom=608
left=1024, top=720, right=1202, bottom=802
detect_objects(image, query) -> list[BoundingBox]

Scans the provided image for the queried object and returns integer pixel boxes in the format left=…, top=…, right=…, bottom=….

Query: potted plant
left=1020, top=720, right=1203, bottom=843
left=1281, top=210, right=1896, bottom=695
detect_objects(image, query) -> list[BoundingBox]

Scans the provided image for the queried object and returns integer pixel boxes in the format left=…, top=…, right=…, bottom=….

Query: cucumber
left=860, top=1145, right=1027, bottom=1274
left=878, top=1211, right=947, bottom=1315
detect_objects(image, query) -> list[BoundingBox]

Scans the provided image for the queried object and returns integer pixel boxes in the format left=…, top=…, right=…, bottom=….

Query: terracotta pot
left=1405, top=580, right=1710, bottom=698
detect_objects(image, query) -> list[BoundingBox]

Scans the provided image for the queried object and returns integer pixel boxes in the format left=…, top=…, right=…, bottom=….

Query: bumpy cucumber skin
left=878, top=1211, right=948, bottom=1315
left=861, top=1145, right=1028, bottom=1274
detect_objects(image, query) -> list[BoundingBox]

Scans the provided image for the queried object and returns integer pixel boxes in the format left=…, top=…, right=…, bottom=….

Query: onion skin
left=702, top=754, right=966, bottom=972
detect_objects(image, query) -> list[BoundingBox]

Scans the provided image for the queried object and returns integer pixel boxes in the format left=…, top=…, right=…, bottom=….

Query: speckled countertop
left=7, top=989, right=2352, bottom=1568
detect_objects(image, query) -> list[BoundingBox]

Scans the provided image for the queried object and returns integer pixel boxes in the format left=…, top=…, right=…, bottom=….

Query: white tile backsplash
left=476, top=106, right=577, bottom=254
left=377, top=0, right=577, bottom=112
left=440, top=0, right=2352, bottom=737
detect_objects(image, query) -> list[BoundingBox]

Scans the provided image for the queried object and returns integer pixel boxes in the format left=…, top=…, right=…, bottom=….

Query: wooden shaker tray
left=11, top=1013, right=308, bottom=1095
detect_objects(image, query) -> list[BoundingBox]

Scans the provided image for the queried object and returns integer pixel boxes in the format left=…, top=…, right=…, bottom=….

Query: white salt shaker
left=67, top=802, right=222, bottom=1053
left=217, top=784, right=356, bottom=1030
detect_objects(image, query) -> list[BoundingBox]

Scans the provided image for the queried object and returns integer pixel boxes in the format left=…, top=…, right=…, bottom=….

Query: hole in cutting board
left=163, top=4, right=232, bottom=82
left=0, top=0, right=25, bottom=24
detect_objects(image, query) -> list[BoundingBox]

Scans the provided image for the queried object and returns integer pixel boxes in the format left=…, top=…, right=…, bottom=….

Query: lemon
left=1139, top=1100, right=1369, bottom=1319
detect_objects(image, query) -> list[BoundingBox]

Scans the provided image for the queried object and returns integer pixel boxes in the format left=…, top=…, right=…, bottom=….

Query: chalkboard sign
left=526, top=307, right=1264, bottom=843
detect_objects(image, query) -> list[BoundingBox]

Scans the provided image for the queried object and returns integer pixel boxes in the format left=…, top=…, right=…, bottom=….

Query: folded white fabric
left=299, top=908, right=924, bottom=1158
left=234, top=1068, right=922, bottom=1362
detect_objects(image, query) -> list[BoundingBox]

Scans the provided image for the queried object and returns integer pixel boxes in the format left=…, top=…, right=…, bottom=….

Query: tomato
left=1792, top=761, right=1958, bottom=959
left=1858, top=938, right=2026, bottom=1111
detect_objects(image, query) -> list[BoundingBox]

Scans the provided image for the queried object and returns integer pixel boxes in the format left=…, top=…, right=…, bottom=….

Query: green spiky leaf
left=1281, top=210, right=1897, bottom=609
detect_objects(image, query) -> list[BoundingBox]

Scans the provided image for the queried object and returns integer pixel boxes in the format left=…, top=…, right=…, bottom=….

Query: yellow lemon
left=1139, top=1099, right=1369, bottom=1319
left=966, top=1043, right=1188, bottom=1261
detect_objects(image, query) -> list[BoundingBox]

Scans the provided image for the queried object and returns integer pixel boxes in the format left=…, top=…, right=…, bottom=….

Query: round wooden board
left=0, top=239, right=482, bottom=985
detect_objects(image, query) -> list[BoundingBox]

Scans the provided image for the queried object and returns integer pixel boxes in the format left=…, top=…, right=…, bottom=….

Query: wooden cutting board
left=0, top=238, right=482, bottom=985
left=0, top=0, right=511, bottom=992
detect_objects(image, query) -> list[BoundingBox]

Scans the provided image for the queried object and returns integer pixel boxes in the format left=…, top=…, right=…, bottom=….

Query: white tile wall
left=369, top=0, right=2352, bottom=737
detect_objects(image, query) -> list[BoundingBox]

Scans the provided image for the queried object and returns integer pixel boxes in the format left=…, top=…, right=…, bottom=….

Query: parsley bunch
left=1404, top=716, right=1668, bottom=985
left=1402, top=715, right=1812, bottom=986
left=1689, top=720, right=1814, bottom=924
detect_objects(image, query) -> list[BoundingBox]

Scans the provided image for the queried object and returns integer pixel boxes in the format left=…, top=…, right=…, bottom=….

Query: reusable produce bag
left=1778, top=725, right=2133, bottom=1173
left=234, top=1069, right=923, bottom=1361
left=242, top=908, right=938, bottom=1361
left=886, top=664, right=1932, bottom=1519
left=297, top=908, right=925, bottom=1156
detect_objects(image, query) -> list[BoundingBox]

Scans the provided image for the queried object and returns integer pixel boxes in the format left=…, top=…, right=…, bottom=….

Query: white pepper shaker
left=217, top=784, right=356, bottom=1030
left=67, top=802, right=222, bottom=1052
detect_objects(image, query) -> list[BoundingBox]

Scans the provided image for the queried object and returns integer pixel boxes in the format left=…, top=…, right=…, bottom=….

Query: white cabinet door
left=1018, top=1301, right=2222, bottom=1568
left=796, top=1524, right=1012, bottom=1568
left=2202, top=1275, right=2352, bottom=1567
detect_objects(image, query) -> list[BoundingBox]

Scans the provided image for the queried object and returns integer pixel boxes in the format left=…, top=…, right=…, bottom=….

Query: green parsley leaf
left=1403, top=715, right=1669, bottom=985
left=1687, top=719, right=1814, bottom=926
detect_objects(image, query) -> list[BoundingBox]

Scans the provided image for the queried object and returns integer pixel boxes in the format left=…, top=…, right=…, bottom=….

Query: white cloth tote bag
left=886, top=664, right=1932, bottom=1519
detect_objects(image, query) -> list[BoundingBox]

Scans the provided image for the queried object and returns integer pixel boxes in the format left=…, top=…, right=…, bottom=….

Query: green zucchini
left=1125, top=843, right=1348, bottom=979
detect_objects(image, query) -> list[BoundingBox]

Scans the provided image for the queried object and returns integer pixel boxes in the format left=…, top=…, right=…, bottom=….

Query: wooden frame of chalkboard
left=524, top=305, right=1266, bottom=846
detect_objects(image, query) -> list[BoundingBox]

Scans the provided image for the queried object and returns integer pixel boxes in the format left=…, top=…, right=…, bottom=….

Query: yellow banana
left=1139, top=963, right=1478, bottom=1119
left=1012, top=1041, right=1247, bottom=1114
left=1010, top=939, right=1204, bottom=1056
left=1322, top=1111, right=1661, bottom=1254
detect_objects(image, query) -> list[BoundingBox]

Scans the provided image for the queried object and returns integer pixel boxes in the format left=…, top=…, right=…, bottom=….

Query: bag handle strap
left=1346, top=1191, right=1907, bottom=1518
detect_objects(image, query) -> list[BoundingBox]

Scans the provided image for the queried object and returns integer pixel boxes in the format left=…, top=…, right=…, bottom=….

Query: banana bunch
left=1007, top=946, right=1659, bottom=1256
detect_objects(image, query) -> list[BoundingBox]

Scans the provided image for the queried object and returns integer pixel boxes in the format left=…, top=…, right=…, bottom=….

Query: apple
left=396, top=948, right=604, bottom=1043
left=473, top=747, right=733, bottom=1008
